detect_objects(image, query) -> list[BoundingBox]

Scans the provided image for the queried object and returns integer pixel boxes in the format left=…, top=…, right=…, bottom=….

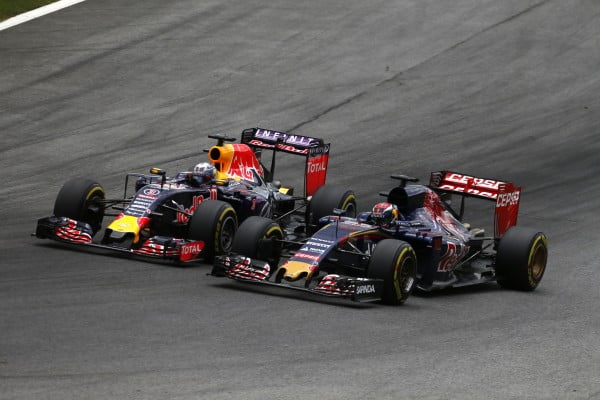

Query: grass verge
left=0, top=0, right=58, bottom=21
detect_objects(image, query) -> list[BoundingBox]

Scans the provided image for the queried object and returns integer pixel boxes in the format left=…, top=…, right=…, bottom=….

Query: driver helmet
left=371, top=202, right=398, bottom=226
left=193, top=162, right=215, bottom=183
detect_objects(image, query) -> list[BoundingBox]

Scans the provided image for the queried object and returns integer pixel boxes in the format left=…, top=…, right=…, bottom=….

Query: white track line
left=0, top=0, right=87, bottom=32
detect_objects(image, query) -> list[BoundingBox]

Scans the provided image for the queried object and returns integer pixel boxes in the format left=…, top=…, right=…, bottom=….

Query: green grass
left=0, top=0, right=58, bottom=21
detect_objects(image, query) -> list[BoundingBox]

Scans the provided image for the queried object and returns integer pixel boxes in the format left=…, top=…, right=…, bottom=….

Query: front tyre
left=308, top=184, right=357, bottom=227
left=495, top=227, right=548, bottom=291
left=53, top=177, right=105, bottom=234
left=231, top=216, right=283, bottom=266
left=367, top=239, right=417, bottom=305
left=188, top=200, right=237, bottom=261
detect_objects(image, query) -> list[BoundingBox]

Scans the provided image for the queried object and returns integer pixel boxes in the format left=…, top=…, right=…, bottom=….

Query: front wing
left=35, top=216, right=205, bottom=263
left=212, top=255, right=383, bottom=303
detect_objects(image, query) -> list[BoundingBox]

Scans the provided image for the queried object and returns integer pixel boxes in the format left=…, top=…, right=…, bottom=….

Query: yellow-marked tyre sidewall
left=231, top=217, right=283, bottom=265
left=339, top=194, right=357, bottom=217
left=392, top=246, right=417, bottom=303
left=53, top=178, right=105, bottom=233
left=188, top=200, right=238, bottom=261
left=213, top=207, right=237, bottom=254
left=496, top=227, right=548, bottom=291
left=527, top=234, right=548, bottom=289
left=368, top=239, right=417, bottom=306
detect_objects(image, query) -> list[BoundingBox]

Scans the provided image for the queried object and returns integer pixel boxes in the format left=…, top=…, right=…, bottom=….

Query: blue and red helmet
left=372, top=202, right=398, bottom=226
left=193, top=162, right=215, bottom=181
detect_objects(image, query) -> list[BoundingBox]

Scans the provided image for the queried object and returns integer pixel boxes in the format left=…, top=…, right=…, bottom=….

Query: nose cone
left=277, top=261, right=314, bottom=282
left=107, top=215, right=142, bottom=242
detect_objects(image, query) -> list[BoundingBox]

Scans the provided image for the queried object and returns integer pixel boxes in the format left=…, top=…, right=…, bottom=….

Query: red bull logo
left=176, top=195, right=205, bottom=223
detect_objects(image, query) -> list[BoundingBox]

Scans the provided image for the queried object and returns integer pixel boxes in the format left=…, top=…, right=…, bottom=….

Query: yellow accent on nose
left=277, top=261, right=313, bottom=281
left=107, top=215, right=141, bottom=242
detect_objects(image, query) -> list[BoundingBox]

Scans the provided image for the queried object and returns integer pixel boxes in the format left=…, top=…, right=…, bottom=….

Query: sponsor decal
left=144, top=188, right=161, bottom=196
left=496, top=190, right=520, bottom=207
left=436, top=172, right=507, bottom=199
left=437, top=241, right=469, bottom=272
left=137, top=193, right=158, bottom=200
left=423, top=190, right=470, bottom=242
left=299, top=246, right=326, bottom=254
left=294, top=252, right=320, bottom=262
left=224, top=144, right=264, bottom=183
left=255, top=129, right=320, bottom=147
left=309, top=237, right=335, bottom=244
left=355, top=284, right=376, bottom=295
left=437, top=184, right=497, bottom=199
left=305, top=241, right=330, bottom=249
left=306, top=145, right=329, bottom=196
left=176, top=195, right=205, bottom=223
left=444, top=173, right=501, bottom=190
left=307, top=158, right=327, bottom=173
left=255, top=129, right=288, bottom=142
left=494, top=185, right=521, bottom=237
left=179, top=241, right=204, bottom=261
left=308, top=144, right=330, bottom=157
left=248, top=139, right=275, bottom=149
left=276, top=143, right=309, bottom=155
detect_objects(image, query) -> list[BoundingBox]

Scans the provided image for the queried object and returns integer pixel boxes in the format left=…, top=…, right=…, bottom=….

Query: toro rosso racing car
left=35, top=128, right=356, bottom=264
left=212, top=171, right=548, bottom=305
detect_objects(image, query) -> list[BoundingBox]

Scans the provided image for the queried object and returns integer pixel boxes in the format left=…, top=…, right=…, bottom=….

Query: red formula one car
left=212, top=171, right=548, bottom=305
left=34, top=128, right=356, bottom=264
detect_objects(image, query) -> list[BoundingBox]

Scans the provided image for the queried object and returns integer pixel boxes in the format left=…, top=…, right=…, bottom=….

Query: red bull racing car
left=212, top=172, right=548, bottom=305
left=34, top=128, right=356, bottom=263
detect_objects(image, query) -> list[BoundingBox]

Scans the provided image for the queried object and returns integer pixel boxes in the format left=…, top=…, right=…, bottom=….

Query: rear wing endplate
left=429, top=171, right=521, bottom=237
left=241, top=128, right=330, bottom=197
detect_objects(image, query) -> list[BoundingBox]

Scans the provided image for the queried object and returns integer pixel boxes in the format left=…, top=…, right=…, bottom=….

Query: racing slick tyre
left=367, top=239, right=417, bottom=306
left=188, top=200, right=237, bottom=261
left=231, top=216, right=284, bottom=267
left=53, top=177, right=105, bottom=234
left=308, top=184, right=357, bottom=228
left=495, top=227, right=548, bottom=291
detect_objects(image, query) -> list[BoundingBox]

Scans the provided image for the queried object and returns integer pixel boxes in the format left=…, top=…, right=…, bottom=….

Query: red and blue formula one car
left=35, top=128, right=356, bottom=263
left=212, top=171, right=548, bottom=305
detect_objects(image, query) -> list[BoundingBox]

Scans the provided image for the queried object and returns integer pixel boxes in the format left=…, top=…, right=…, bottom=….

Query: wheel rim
left=398, top=257, right=416, bottom=294
left=262, top=230, right=283, bottom=265
left=85, top=196, right=104, bottom=232
left=530, top=243, right=547, bottom=281
left=219, top=216, right=236, bottom=252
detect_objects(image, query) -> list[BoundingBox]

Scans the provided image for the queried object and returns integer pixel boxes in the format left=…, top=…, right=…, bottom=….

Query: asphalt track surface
left=1, top=1, right=599, bottom=399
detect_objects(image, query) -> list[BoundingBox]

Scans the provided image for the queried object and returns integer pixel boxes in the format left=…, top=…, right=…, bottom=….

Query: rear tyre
left=308, top=184, right=357, bottom=227
left=367, top=239, right=417, bottom=305
left=495, top=227, right=548, bottom=291
left=53, top=177, right=105, bottom=234
left=231, top=216, right=283, bottom=266
left=188, top=200, right=237, bottom=261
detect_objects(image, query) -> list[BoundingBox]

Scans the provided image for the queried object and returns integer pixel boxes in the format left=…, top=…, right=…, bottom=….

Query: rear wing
left=241, top=128, right=330, bottom=197
left=429, top=171, right=521, bottom=237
